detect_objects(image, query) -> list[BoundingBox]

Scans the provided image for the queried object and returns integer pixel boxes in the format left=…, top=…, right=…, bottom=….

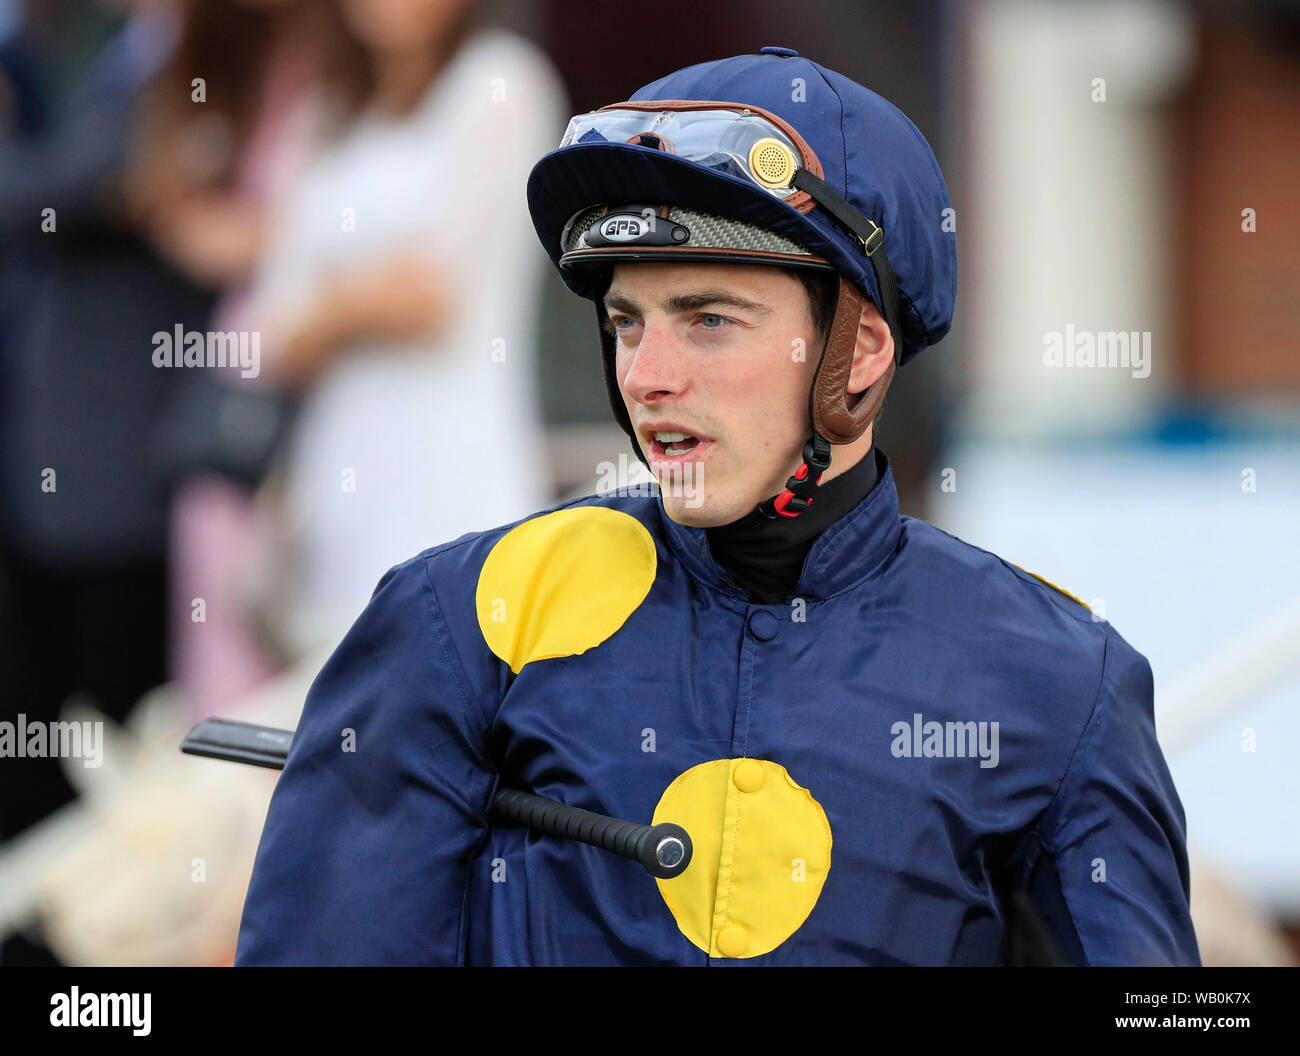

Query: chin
left=659, top=492, right=747, bottom=528
left=661, top=502, right=713, bottom=527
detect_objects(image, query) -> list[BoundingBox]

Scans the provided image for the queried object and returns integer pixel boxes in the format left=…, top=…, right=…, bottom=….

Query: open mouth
left=648, top=430, right=708, bottom=459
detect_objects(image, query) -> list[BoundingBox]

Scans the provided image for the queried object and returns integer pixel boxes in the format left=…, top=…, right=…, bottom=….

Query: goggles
left=558, top=101, right=825, bottom=205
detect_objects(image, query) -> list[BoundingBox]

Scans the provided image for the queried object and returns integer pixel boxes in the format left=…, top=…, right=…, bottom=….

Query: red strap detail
left=773, top=489, right=814, bottom=517
left=771, top=460, right=824, bottom=517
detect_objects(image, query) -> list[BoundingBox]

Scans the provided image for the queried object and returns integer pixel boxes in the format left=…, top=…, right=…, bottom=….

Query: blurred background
left=0, top=0, right=1295, bottom=966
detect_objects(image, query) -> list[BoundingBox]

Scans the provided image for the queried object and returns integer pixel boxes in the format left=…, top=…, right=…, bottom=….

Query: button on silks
left=759, top=46, right=799, bottom=57
left=747, top=610, right=779, bottom=641
left=733, top=758, right=765, bottom=793
left=716, top=923, right=750, bottom=957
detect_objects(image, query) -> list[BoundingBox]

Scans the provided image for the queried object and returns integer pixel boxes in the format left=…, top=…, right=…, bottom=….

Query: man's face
left=604, top=261, right=820, bottom=527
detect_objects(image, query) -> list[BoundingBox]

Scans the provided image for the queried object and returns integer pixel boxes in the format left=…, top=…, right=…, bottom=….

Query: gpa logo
left=599, top=215, right=652, bottom=242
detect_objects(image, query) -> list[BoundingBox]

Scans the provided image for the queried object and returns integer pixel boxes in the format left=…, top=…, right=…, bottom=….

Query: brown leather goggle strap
left=810, top=276, right=897, bottom=444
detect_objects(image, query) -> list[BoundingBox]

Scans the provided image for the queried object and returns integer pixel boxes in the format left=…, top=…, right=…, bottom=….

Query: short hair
left=780, top=266, right=840, bottom=348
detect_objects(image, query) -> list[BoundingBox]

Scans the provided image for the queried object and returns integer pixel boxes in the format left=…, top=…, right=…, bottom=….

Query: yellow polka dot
left=475, top=507, right=656, bottom=673
left=653, top=758, right=832, bottom=959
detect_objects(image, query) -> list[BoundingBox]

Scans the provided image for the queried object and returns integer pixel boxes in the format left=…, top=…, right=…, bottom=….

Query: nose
left=618, top=319, right=690, bottom=407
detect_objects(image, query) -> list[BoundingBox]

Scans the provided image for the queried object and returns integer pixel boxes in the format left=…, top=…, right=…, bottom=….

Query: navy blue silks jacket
left=235, top=450, right=1200, bottom=966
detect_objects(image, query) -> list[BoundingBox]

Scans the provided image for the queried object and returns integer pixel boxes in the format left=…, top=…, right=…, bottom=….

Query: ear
left=847, top=297, right=895, bottom=396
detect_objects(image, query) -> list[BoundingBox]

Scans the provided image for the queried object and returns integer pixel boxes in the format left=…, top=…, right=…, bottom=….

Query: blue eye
left=700, top=314, right=728, bottom=329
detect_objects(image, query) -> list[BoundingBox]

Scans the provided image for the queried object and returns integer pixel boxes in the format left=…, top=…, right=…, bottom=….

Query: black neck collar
left=705, top=447, right=882, bottom=604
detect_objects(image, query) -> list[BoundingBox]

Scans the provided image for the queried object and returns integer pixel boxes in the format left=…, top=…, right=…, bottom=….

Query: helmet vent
left=748, top=138, right=797, bottom=189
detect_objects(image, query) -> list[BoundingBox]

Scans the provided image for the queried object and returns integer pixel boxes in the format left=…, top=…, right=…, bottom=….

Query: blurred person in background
left=127, top=0, right=323, bottom=294
left=0, top=0, right=210, bottom=965
left=122, top=0, right=330, bottom=722
left=241, top=0, right=563, bottom=655
left=0, top=0, right=49, bottom=390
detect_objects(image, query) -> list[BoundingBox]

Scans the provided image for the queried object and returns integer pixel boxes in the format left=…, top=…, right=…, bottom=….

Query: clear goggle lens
left=558, top=107, right=806, bottom=198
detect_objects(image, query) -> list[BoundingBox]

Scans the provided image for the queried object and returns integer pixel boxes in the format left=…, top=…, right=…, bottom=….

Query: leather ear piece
left=811, top=277, right=897, bottom=444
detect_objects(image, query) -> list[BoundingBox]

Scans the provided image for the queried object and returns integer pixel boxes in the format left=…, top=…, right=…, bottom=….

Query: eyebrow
left=603, top=288, right=774, bottom=317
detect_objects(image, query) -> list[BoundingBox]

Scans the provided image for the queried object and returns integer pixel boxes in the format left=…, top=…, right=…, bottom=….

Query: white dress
left=247, top=29, right=567, bottom=651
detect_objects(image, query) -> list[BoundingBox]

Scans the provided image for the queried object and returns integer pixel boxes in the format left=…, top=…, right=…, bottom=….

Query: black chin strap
left=792, top=168, right=905, bottom=363
left=759, top=433, right=832, bottom=519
